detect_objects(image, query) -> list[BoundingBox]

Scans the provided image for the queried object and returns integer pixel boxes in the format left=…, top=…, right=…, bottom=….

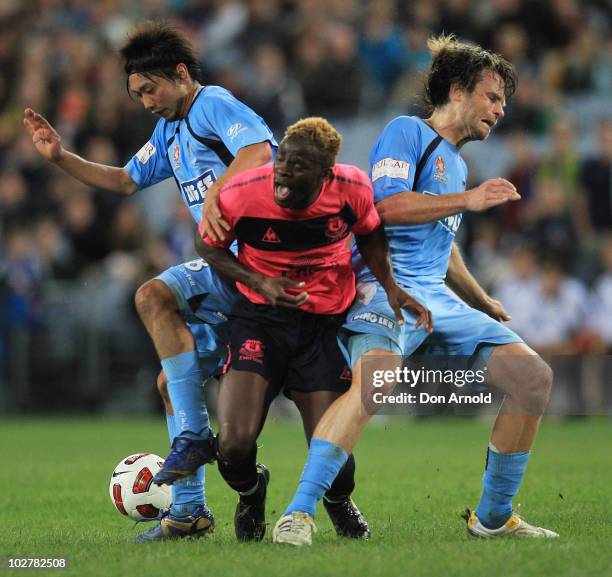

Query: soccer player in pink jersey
left=198, top=117, right=432, bottom=542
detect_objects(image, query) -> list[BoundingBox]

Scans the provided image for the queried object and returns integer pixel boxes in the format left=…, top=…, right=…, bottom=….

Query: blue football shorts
left=343, top=280, right=523, bottom=367
left=155, top=258, right=238, bottom=375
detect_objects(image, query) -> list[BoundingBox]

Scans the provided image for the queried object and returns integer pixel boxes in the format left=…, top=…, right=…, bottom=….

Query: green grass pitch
left=1, top=417, right=610, bottom=577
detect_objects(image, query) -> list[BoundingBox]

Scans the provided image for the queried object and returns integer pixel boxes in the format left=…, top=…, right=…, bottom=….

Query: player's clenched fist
left=23, top=108, right=64, bottom=163
left=464, top=178, right=520, bottom=212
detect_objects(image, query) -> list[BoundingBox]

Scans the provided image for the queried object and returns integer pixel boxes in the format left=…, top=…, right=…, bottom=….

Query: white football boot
left=272, top=511, right=317, bottom=546
left=466, top=509, right=559, bottom=538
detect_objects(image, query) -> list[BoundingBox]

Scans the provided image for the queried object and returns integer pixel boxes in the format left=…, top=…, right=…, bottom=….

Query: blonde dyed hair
left=284, top=117, right=341, bottom=167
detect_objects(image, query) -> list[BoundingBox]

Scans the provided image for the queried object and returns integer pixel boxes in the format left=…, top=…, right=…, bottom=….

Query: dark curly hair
left=120, top=21, right=203, bottom=92
left=424, top=34, right=517, bottom=113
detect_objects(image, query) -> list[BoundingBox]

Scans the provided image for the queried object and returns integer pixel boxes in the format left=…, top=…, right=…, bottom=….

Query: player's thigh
left=292, top=390, right=343, bottom=440
left=344, top=281, right=429, bottom=360
left=285, top=312, right=351, bottom=398
left=216, top=369, right=273, bottom=443
left=155, top=258, right=237, bottom=325
left=420, top=288, right=523, bottom=359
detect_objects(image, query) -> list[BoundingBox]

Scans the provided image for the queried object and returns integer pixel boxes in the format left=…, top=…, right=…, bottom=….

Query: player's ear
left=176, top=63, right=189, bottom=81
left=449, top=83, right=465, bottom=103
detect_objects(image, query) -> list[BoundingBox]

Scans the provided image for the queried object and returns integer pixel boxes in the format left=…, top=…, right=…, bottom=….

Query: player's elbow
left=244, top=141, right=273, bottom=167
left=118, top=170, right=138, bottom=196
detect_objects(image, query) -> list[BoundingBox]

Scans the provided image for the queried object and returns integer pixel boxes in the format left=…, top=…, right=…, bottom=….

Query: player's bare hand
left=465, top=178, right=520, bottom=212
left=202, top=195, right=231, bottom=242
left=23, top=108, right=64, bottom=162
left=256, top=276, right=309, bottom=309
left=386, top=284, right=433, bottom=333
left=479, top=296, right=511, bottom=322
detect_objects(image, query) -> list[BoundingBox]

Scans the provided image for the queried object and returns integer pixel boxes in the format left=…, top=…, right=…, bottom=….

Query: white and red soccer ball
left=109, top=453, right=172, bottom=521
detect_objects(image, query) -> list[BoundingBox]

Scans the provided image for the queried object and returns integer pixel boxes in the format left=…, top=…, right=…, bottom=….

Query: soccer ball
left=109, top=453, right=172, bottom=521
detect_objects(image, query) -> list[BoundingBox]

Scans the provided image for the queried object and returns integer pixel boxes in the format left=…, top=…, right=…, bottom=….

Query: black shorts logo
left=239, top=339, right=265, bottom=364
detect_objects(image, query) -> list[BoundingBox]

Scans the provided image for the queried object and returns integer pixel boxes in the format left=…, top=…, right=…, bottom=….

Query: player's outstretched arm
left=446, top=242, right=510, bottom=321
left=23, top=108, right=137, bottom=196
left=376, top=178, right=520, bottom=226
left=196, top=236, right=308, bottom=309
left=355, top=226, right=432, bottom=332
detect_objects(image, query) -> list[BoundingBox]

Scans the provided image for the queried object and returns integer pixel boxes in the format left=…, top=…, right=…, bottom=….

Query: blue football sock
left=161, top=351, right=209, bottom=439
left=284, top=439, right=348, bottom=518
left=475, top=445, right=530, bottom=529
left=165, top=412, right=205, bottom=516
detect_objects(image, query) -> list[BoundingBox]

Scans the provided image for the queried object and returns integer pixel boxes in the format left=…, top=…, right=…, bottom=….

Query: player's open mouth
left=274, top=183, right=292, bottom=202
left=481, top=119, right=494, bottom=129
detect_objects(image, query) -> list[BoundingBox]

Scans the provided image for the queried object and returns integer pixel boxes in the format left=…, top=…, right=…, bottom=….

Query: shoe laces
left=280, top=513, right=314, bottom=534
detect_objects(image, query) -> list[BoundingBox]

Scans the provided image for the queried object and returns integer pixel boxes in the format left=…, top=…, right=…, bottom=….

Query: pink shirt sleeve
left=350, top=178, right=381, bottom=236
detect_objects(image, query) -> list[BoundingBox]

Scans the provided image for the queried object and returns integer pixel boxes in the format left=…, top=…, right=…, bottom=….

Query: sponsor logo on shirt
left=371, top=158, right=410, bottom=182
left=239, top=339, right=265, bottom=364
left=179, top=170, right=217, bottom=207
left=433, top=155, right=448, bottom=184
left=351, top=311, right=396, bottom=330
left=440, top=213, right=462, bottom=234
left=227, top=123, right=249, bottom=141
left=135, top=142, right=156, bottom=164
left=423, top=191, right=462, bottom=234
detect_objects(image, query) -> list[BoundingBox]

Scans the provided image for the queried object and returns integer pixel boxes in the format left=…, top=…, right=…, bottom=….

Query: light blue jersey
left=125, top=86, right=276, bottom=349
left=353, top=116, right=467, bottom=286
left=125, top=85, right=276, bottom=224
left=345, top=115, right=521, bottom=363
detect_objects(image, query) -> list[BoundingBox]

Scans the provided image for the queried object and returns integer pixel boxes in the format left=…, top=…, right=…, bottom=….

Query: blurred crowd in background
left=0, top=0, right=610, bottom=413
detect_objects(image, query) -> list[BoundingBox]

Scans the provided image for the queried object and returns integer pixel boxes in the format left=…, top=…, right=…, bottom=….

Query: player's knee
left=519, top=358, right=553, bottom=414
left=134, top=279, right=174, bottom=321
left=217, top=427, right=257, bottom=462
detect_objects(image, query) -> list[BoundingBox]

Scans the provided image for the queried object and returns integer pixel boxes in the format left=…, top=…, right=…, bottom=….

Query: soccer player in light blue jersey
left=24, top=21, right=276, bottom=541
left=273, top=35, right=559, bottom=545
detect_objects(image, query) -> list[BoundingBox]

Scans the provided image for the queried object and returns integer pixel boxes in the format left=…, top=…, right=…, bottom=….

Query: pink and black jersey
left=204, top=163, right=381, bottom=314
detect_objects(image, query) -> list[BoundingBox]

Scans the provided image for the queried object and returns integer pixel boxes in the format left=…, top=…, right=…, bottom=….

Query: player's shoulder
left=191, top=85, right=239, bottom=115
left=331, top=163, right=372, bottom=190
left=382, top=115, right=427, bottom=138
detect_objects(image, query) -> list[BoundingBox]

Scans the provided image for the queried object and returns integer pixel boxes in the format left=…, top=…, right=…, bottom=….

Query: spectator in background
left=296, top=22, right=362, bottom=118
left=494, top=243, right=540, bottom=339
left=359, top=0, right=406, bottom=101
left=521, top=259, right=588, bottom=355
left=524, top=176, right=577, bottom=267
left=589, top=235, right=612, bottom=351
left=579, top=119, right=612, bottom=237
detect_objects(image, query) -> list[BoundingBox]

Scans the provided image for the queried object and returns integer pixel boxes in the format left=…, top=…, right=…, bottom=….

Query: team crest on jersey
left=239, top=339, right=265, bottom=364
left=179, top=170, right=217, bottom=207
left=433, top=156, right=448, bottom=184
left=173, top=143, right=181, bottom=169
left=325, top=216, right=349, bottom=241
